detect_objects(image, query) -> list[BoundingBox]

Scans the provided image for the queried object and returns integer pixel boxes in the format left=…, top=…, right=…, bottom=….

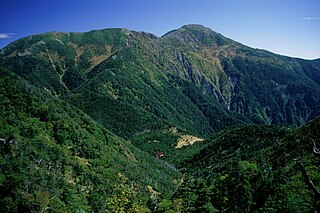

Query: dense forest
left=0, top=69, right=180, bottom=212
left=1, top=25, right=320, bottom=212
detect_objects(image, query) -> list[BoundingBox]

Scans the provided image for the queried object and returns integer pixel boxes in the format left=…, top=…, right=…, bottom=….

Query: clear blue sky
left=1, top=0, right=319, bottom=59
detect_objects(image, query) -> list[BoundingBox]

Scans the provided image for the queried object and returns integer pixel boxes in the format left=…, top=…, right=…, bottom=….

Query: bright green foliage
left=107, top=174, right=152, bottom=213
left=0, top=69, right=180, bottom=212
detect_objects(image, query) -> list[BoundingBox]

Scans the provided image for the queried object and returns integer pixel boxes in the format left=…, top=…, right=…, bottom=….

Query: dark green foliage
left=170, top=75, right=252, bottom=132
left=166, top=119, right=320, bottom=212
left=221, top=56, right=320, bottom=126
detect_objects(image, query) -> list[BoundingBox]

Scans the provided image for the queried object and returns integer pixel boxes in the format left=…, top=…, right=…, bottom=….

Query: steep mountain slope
left=162, top=25, right=320, bottom=126
left=0, top=68, right=180, bottom=212
left=1, top=25, right=319, bottom=140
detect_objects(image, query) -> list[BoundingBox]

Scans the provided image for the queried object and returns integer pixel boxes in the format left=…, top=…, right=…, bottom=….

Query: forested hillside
left=0, top=69, right=180, bottom=212
left=166, top=119, right=320, bottom=212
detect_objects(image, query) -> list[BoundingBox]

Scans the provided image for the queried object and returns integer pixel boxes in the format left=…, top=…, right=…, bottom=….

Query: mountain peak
left=180, top=24, right=214, bottom=32
left=162, top=24, right=232, bottom=48
left=163, top=24, right=214, bottom=37
left=179, top=24, right=216, bottom=33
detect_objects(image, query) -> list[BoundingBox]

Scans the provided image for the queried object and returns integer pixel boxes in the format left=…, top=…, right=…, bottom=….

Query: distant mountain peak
left=162, top=24, right=232, bottom=48
left=163, top=24, right=214, bottom=37
left=180, top=24, right=214, bottom=32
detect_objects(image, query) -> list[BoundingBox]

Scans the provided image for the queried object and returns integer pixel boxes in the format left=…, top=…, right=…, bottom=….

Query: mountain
left=162, top=24, right=320, bottom=125
left=0, top=26, right=243, bottom=139
left=1, top=24, right=320, bottom=212
left=1, top=24, right=319, bottom=140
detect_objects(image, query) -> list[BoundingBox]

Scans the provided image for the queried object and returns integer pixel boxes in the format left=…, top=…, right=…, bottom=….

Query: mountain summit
left=162, top=24, right=234, bottom=48
left=163, top=24, right=215, bottom=36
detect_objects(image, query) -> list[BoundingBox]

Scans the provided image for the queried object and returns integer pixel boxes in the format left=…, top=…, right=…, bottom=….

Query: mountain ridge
left=1, top=25, right=320, bottom=137
left=3, top=24, right=319, bottom=60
